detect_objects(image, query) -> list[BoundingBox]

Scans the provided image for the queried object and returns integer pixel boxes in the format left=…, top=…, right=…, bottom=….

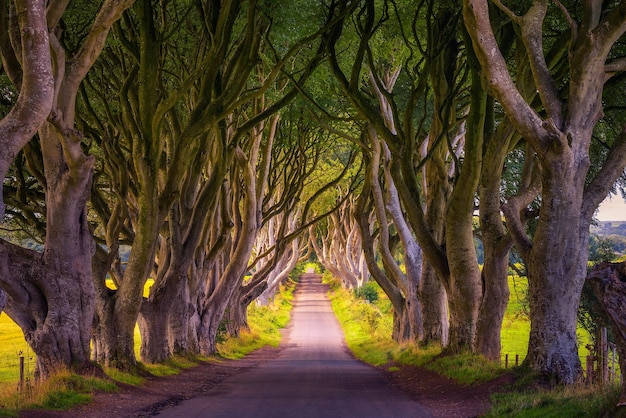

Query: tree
left=0, top=0, right=133, bottom=378
left=464, top=0, right=626, bottom=383
left=323, top=0, right=491, bottom=351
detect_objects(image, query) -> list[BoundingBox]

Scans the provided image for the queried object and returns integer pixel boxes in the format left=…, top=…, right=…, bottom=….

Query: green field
left=0, top=314, right=33, bottom=387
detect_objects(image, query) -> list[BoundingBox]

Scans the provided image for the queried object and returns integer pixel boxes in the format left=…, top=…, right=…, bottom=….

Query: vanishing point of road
left=157, top=274, right=434, bottom=418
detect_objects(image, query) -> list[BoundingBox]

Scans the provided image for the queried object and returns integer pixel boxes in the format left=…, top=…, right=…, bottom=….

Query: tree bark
left=0, top=239, right=94, bottom=378
left=587, top=261, right=626, bottom=408
left=475, top=128, right=514, bottom=360
left=0, top=0, right=53, bottom=217
left=443, top=60, right=484, bottom=353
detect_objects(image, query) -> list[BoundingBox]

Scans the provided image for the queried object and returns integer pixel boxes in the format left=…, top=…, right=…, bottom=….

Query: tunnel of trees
left=1, top=0, right=626, bottom=398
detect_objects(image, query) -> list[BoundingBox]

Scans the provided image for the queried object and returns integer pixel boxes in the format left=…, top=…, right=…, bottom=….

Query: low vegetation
left=326, top=272, right=624, bottom=417
left=0, top=280, right=296, bottom=416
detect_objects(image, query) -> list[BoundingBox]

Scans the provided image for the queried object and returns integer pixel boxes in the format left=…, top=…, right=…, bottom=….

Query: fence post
left=515, top=354, right=519, bottom=367
left=586, top=355, right=594, bottom=383
left=19, top=356, right=24, bottom=392
left=505, top=354, right=508, bottom=369
left=599, top=327, right=609, bottom=386
left=610, top=343, right=616, bottom=384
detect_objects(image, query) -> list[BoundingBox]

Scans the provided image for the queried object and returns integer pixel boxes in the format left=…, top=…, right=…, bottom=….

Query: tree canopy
left=1, top=0, right=626, bottom=396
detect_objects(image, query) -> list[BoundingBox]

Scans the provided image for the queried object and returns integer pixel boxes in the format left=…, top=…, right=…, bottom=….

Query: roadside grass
left=0, top=278, right=296, bottom=413
left=0, top=369, right=116, bottom=417
left=326, top=273, right=621, bottom=416
left=486, top=383, right=626, bottom=418
left=217, top=280, right=295, bottom=359
left=327, top=277, right=499, bottom=384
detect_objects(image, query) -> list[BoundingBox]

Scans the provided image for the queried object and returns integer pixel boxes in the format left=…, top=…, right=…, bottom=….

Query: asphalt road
left=156, top=275, right=434, bottom=418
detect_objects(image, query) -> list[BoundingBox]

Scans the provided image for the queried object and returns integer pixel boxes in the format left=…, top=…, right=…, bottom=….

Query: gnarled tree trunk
left=587, top=261, right=626, bottom=408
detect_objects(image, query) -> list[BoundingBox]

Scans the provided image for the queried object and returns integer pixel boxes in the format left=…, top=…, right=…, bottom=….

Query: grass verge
left=0, top=369, right=116, bottom=417
left=326, top=276, right=500, bottom=384
left=486, top=383, right=625, bottom=417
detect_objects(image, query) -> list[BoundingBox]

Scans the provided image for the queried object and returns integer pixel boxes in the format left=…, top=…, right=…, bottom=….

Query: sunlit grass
left=217, top=280, right=295, bottom=359
left=0, top=369, right=116, bottom=416
left=0, top=315, right=34, bottom=385
left=328, top=281, right=499, bottom=384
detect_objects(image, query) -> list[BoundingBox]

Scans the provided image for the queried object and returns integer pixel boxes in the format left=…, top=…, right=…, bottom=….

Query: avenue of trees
left=1, top=0, right=626, bottom=402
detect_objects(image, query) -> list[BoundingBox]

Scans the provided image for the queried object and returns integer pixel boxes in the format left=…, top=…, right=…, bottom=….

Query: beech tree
left=310, top=196, right=368, bottom=289
left=0, top=0, right=133, bottom=378
left=587, top=261, right=626, bottom=408
left=464, top=0, right=626, bottom=383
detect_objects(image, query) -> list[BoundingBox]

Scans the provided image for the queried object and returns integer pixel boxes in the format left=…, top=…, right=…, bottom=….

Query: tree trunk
left=443, top=63, right=484, bottom=353
left=1, top=240, right=94, bottom=379
left=420, top=262, right=449, bottom=346
left=587, top=261, right=626, bottom=408
left=476, top=126, right=515, bottom=361
left=225, top=288, right=253, bottom=337
left=167, top=278, right=199, bottom=356
left=524, top=164, right=587, bottom=383
left=138, top=272, right=183, bottom=363
left=0, top=289, right=6, bottom=315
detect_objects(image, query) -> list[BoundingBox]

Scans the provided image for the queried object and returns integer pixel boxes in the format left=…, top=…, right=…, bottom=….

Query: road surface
left=157, top=274, right=434, bottom=418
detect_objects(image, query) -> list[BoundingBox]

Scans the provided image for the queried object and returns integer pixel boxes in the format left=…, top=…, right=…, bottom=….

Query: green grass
left=0, top=314, right=34, bottom=385
left=0, top=369, right=116, bottom=416
left=486, top=384, right=626, bottom=417
left=328, top=279, right=497, bottom=384
left=216, top=280, right=295, bottom=359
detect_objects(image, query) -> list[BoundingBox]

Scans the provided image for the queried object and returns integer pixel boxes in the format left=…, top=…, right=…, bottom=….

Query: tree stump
left=587, top=261, right=626, bottom=408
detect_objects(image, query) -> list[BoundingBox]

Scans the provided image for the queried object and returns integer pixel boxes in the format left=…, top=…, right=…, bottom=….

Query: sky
left=596, top=194, right=626, bottom=221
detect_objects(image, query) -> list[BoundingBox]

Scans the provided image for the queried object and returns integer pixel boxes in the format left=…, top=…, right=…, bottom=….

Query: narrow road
left=157, top=275, right=434, bottom=418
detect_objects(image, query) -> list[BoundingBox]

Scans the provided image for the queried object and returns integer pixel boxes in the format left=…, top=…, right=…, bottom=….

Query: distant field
left=0, top=314, right=33, bottom=387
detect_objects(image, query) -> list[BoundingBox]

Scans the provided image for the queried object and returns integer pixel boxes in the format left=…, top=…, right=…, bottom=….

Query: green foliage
left=353, top=281, right=379, bottom=303
left=589, top=234, right=619, bottom=264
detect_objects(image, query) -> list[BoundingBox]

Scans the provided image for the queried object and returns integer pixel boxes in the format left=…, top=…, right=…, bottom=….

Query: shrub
left=354, top=281, right=379, bottom=303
